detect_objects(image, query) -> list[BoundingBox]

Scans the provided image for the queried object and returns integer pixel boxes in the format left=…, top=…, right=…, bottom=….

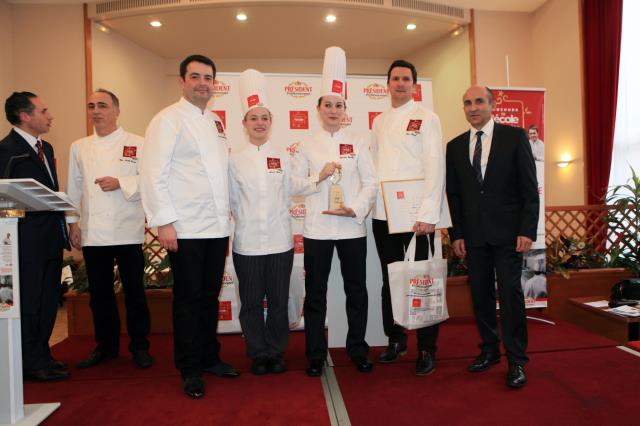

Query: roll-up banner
left=489, top=87, right=547, bottom=308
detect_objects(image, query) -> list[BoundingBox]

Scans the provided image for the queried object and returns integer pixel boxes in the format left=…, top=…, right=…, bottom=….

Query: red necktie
left=35, top=140, right=46, bottom=165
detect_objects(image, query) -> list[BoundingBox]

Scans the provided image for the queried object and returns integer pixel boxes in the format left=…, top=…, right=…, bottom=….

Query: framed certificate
left=380, top=178, right=452, bottom=234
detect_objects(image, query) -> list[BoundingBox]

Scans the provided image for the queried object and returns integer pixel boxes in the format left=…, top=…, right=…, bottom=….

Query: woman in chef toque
left=229, top=69, right=335, bottom=375
left=291, top=47, right=378, bottom=377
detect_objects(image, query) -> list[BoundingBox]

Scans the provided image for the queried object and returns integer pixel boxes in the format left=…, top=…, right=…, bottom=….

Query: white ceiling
left=9, top=0, right=548, bottom=13
left=8, top=0, right=549, bottom=60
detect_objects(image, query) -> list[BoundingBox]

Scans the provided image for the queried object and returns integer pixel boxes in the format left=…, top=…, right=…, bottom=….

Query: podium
left=0, top=179, right=75, bottom=425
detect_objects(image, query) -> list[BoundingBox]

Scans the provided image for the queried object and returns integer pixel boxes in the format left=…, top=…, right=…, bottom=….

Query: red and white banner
left=211, top=73, right=434, bottom=338
left=490, top=87, right=547, bottom=308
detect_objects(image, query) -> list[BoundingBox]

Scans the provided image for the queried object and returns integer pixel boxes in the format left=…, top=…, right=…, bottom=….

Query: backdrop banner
left=210, top=72, right=434, bottom=343
left=489, top=87, right=547, bottom=308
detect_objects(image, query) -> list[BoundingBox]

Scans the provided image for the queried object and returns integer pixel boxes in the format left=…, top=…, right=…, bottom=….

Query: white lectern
left=0, top=179, right=75, bottom=425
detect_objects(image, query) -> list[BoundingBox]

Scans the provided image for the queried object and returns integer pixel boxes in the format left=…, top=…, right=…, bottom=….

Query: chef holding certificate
left=370, top=59, right=446, bottom=376
left=291, top=46, right=378, bottom=377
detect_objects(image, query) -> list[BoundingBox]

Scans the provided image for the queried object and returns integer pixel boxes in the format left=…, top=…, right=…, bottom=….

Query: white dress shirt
left=66, top=127, right=145, bottom=246
left=468, top=119, right=495, bottom=179
left=291, top=128, right=378, bottom=240
left=371, top=100, right=445, bottom=225
left=13, top=126, right=53, bottom=182
left=140, top=97, right=230, bottom=238
left=229, top=140, right=316, bottom=255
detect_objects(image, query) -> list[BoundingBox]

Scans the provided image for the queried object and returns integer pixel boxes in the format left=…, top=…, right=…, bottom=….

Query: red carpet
left=24, top=332, right=329, bottom=426
left=330, top=318, right=640, bottom=426
left=330, top=316, right=619, bottom=367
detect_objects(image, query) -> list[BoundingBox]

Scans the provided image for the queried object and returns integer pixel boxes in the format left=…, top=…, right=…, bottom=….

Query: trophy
left=328, top=168, right=344, bottom=210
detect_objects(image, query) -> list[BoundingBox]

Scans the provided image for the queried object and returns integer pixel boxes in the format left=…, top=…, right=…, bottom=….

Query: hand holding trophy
left=328, top=168, right=344, bottom=210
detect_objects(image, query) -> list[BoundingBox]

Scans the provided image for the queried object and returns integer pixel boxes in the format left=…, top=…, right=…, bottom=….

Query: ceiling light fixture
left=451, top=26, right=464, bottom=37
left=325, top=14, right=337, bottom=23
left=406, top=23, right=417, bottom=31
left=236, top=13, right=247, bottom=22
left=149, top=20, right=162, bottom=28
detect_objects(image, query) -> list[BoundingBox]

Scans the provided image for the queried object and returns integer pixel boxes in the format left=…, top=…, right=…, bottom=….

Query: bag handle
left=404, top=231, right=443, bottom=262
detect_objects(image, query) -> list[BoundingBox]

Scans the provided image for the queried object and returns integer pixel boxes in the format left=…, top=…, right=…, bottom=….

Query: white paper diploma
left=380, top=178, right=452, bottom=234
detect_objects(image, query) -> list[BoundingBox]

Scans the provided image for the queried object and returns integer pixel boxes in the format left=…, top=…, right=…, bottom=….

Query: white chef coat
left=530, top=139, right=544, bottom=162
left=229, top=141, right=317, bottom=256
left=140, top=97, right=231, bottom=238
left=291, top=128, right=378, bottom=240
left=371, top=100, right=445, bottom=225
left=66, top=127, right=144, bottom=246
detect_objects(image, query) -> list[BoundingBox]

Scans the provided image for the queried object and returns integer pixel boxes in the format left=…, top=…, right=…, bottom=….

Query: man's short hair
left=94, top=88, right=120, bottom=108
left=387, top=59, right=417, bottom=84
left=179, top=54, right=216, bottom=79
left=528, top=124, right=539, bottom=132
left=5, top=91, right=37, bottom=125
left=484, top=87, right=494, bottom=104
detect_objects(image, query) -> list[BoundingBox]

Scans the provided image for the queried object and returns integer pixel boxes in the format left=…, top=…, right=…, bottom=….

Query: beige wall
left=407, top=31, right=472, bottom=143
left=0, top=0, right=13, bottom=136
left=474, top=11, right=536, bottom=87
left=473, top=0, right=585, bottom=206
left=93, top=26, right=167, bottom=137
left=10, top=4, right=86, bottom=193
left=532, top=0, right=584, bottom=205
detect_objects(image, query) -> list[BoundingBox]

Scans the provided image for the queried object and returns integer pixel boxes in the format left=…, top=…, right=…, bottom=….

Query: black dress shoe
left=415, top=351, right=435, bottom=376
left=351, top=356, right=373, bottom=373
left=251, top=358, right=269, bottom=376
left=305, top=359, right=324, bottom=377
left=132, top=350, right=154, bottom=369
left=269, top=356, right=287, bottom=374
left=203, top=362, right=240, bottom=378
left=24, top=368, right=70, bottom=382
left=76, top=351, right=117, bottom=369
left=49, top=359, right=68, bottom=370
left=506, top=364, right=527, bottom=388
left=378, top=342, right=407, bottom=363
left=183, top=377, right=205, bottom=399
left=468, top=352, right=500, bottom=372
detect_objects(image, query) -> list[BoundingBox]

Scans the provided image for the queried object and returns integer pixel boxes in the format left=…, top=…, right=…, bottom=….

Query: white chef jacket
left=291, top=128, right=378, bottom=240
left=530, top=139, right=544, bottom=162
left=371, top=100, right=445, bottom=225
left=66, top=127, right=145, bottom=246
left=229, top=141, right=317, bottom=256
left=140, top=97, right=230, bottom=238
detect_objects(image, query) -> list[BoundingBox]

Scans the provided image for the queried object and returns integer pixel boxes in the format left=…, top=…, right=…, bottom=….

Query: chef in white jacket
left=292, top=47, right=378, bottom=377
left=229, top=69, right=324, bottom=376
left=66, top=89, right=152, bottom=370
left=370, top=59, right=446, bottom=376
left=140, top=55, right=238, bottom=400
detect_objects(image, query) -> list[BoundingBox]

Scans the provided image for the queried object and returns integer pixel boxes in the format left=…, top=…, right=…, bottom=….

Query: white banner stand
left=0, top=179, right=75, bottom=425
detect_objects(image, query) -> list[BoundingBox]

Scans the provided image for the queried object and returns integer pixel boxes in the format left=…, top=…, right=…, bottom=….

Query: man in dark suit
left=0, top=92, right=70, bottom=381
left=446, top=86, right=539, bottom=389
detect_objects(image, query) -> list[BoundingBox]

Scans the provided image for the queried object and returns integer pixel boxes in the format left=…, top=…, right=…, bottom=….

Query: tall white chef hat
left=320, top=46, right=347, bottom=100
left=239, top=68, right=270, bottom=116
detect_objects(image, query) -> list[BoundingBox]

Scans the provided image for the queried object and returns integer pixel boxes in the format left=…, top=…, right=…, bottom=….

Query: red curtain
left=583, top=0, right=623, bottom=204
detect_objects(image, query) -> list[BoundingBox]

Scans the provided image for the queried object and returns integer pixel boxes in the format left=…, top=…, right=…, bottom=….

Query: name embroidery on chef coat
left=120, top=146, right=138, bottom=163
left=339, top=144, right=355, bottom=159
left=406, top=119, right=423, bottom=136
left=267, top=157, right=283, bottom=174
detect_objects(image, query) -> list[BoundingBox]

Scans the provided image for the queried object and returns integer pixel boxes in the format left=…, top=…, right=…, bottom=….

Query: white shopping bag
left=388, top=232, right=449, bottom=330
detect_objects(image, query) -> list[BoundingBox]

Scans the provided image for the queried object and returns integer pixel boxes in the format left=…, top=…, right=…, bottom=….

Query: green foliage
left=546, top=236, right=606, bottom=278
left=606, top=166, right=640, bottom=276
left=441, top=233, right=468, bottom=277
left=142, top=242, right=173, bottom=288
left=62, top=241, right=173, bottom=294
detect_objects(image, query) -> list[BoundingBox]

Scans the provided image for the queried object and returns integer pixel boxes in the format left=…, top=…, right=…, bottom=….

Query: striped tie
left=472, top=131, right=483, bottom=184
